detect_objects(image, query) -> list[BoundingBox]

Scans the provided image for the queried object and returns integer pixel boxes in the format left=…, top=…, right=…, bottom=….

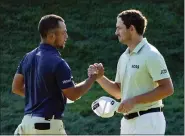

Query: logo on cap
left=92, top=103, right=99, bottom=110
left=111, top=100, right=115, bottom=105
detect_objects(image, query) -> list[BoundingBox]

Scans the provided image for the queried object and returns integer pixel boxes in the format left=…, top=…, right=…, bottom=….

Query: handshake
left=87, top=63, right=104, bottom=80
left=67, top=63, right=104, bottom=104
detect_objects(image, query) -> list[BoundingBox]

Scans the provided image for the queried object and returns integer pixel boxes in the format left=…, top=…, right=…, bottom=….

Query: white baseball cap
left=67, top=98, right=74, bottom=104
left=66, top=97, right=81, bottom=104
left=91, top=96, right=120, bottom=118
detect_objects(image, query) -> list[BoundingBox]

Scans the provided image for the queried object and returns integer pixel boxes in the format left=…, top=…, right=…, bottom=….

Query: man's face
left=115, top=18, right=131, bottom=44
left=53, top=21, right=68, bottom=49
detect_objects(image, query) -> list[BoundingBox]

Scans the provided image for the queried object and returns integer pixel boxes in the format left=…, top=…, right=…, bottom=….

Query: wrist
left=96, top=75, right=104, bottom=82
left=89, top=74, right=97, bottom=81
left=132, top=96, right=138, bottom=105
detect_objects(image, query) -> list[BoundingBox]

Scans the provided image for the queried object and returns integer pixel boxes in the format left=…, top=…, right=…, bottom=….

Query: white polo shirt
left=115, top=38, right=170, bottom=114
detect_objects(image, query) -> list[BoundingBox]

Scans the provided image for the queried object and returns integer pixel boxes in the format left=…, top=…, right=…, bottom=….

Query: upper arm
left=156, top=78, right=173, bottom=89
left=55, top=60, right=75, bottom=89
left=146, top=52, right=174, bottom=94
left=12, top=74, right=24, bottom=92
left=155, top=78, right=174, bottom=94
left=55, top=60, right=75, bottom=100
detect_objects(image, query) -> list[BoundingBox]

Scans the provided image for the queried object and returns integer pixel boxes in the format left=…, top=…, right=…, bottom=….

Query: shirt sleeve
left=146, top=52, right=170, bottom=81
left=115, top=59, right=121, bottom=83
left=16, top=55, right=26, bottom=74
left=55, top=60, right=75, bottom=89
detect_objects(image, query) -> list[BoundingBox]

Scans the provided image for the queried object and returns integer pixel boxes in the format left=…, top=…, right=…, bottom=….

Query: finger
left=120, top=107, right=127, bottom=113
left=88, top=68, right=97, bottom=75
left=98, top=63, right=104, bottom=70
left=94, top=63, right=99, bottom=67
left=88, top=69, right=92, bottom=77
left=96, top=64, right=101, bottom=69
left=88, top=68, right=96, bottom=74
left=98, top=63, right=103, bottom=67
left=88, top=69, right=93, bottom=74
left=88, top=68, right=92, bottom=73
left=89, top=65, right=97, bottom=70
left=88, top=70, right=95, bottom=75
left=118, top=107, right=121, bottom=112
left=118, top=103, right=128, bottom=113
left=118, top=104, right=123, bottom=112
left=90, top=66, right=99, bottom=73
left=88, top=67, right=94, bottom=71
left=98, top=65, right=104, bottom=71
left=89, top=67, right=97, bottom=72
left=89, top=65, right=95, bottom=69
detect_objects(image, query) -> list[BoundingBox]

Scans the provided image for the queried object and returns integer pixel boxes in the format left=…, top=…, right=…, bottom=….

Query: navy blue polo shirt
left=16, top=43, right=74, bottom=117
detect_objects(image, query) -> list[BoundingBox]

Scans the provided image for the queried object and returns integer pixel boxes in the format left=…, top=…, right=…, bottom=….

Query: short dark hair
left=117, top=9, right=147, bottom=35
left=38, top=14, right=64, bottom=38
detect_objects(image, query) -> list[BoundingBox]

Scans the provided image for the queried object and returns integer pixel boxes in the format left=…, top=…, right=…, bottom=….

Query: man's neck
left=40, top=39, right=55, bottom=47
left=127, top=36, right=143, bottom=53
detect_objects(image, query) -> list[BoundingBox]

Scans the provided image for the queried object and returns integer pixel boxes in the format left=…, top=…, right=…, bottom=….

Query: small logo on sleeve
left=62, top=79, right=72, bottom=84
left=132, top=65, right=139, bottom=69
left=161, top=69, right=167, bottom=74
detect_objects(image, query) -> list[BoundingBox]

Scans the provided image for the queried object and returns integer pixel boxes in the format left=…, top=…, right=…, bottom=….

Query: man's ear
left=129, top=25, right=135, bottom=32
left=50, top=32, right=56, bottom=39
left=47, top=32, right=56, bottom=41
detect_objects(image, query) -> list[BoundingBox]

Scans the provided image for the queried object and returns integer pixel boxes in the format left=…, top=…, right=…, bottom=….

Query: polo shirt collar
left=39, top=43, right=61, bottom=56
left=125, top=47, right=130, bottom=54
left=125, top=38, right=148, bottom=54
left=133, top=38, right=148, bottom=53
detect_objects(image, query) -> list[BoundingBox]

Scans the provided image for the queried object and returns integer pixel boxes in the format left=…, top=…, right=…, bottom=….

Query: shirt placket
left=121, top=54, right=131, bottom=101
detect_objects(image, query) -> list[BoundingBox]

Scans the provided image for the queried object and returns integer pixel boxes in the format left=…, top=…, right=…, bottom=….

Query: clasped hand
left=88, top=63, right=104, bottom=80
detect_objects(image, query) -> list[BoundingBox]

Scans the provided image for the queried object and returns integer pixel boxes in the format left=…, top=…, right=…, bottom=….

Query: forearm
left=12, top=86, right=25, bottom=97
left=12, top=74, right=25, bottom=97
left=96, top=76, right=121, bottom=99
left=74, top=76, right=96, bottom=99
left=134, top=85, right=174, bottom=104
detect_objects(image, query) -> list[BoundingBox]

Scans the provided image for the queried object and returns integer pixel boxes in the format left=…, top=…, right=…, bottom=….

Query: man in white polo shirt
left=88, top=9, right=174, bottom=135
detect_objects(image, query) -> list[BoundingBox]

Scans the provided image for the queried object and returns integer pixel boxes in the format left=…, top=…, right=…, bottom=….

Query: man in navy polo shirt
left=12, top=14, right=100, bottom=135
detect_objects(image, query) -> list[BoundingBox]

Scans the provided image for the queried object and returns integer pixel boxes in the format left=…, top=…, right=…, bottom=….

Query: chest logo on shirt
left=132, top=65, right=139, bottom=69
